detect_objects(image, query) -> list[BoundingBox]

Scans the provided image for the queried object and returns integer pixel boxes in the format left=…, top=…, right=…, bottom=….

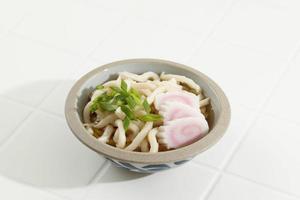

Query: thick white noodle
left=125, top=122, right=153, bottom=151
left=98, top=125, right=114, bottom=143
left=114, top=119, right=126, bottom=148
left=160, top=72, right=201, bottom=93
left=131, top=81, right=157, bottom=91
left=147, top=87, right=167, bottom=104
left=153, top=79, right=182, bottom=90
left=119, top=72, right=159, bottom=82
left=93, top=114, right=118, bottom=128
left=83, top=101, right=92, bottom=123
left=139, top=89, right=152, bottom=96
left=156, top=126, right=165, bottom=139
left=84, top=90, right=107, bottom=123
left=126, top=120, right=143, bottom=142
left=83, top=124, right=94, bottom=135
left=113, top=129, right=119, bottom=143
left=200, top=98, right=210, bottom=107
left=140, top=138, right=149, bottom=152
left=148, top=128, right=159, bottom=153
left=91, top=89, right=105, bottom=101
left=124, top=79, right=132, bottom=91
left=131, top=120, right=144, bottom=129
left=103, top=76, right=121, bottom=88
left=115, top=107, right=126, bottom=120
left=147, top=85, right=182, bottom=104
left=128, top=123, right=140, bottom=136
left=135, top=109, right=147, bottom=117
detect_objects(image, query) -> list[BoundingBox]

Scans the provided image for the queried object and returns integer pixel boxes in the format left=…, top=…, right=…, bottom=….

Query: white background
left=0, top=0, right=300, bottom=199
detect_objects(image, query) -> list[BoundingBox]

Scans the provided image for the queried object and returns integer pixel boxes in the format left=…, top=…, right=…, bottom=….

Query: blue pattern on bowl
left=107, top=157, right=191, bottom=173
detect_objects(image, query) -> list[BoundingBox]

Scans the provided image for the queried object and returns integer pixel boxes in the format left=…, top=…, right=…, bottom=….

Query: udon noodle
left=83, top=71, right=210, bottom=153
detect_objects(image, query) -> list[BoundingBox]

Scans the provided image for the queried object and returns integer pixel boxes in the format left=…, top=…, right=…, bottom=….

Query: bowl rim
left=65, top=58, right=231, bottom=164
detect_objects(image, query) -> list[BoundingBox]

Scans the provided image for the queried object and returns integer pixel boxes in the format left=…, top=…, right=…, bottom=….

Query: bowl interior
left=65, top=59, right=230, bottom=164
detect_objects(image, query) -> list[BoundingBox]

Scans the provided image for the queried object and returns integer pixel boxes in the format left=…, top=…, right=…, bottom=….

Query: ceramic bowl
left=65, top=58, right=230, bottom=173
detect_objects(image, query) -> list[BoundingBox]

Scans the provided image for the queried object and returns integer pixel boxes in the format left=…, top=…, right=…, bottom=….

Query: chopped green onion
left=130, top=88, right=141, bottom=98
left=121, top=79, right=128, bottom=91
left=90, top=103, right=99, bottom=113
left=126, top=96, right=136, bottom=109
left=96, top=85, right=104, bottom=90
left=98, top=102, right=118, bottom=112
left=143, top=100, right=151, bottom=113
left=138, top=114, right=163, bottom=122
left=123, top=116, right=130, bottom=131
left=90, top=82, right=151, bottom=119
left=111, top=86, right=123, bottom=93
left=120, top=105, right=135, bottom=119
left=113, top=94, right=126, bottom=106
left=129, top=89, right=142, bottom=105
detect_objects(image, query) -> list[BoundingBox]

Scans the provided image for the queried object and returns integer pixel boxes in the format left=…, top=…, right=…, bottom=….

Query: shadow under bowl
left=65, top=58, right=231, bottom=173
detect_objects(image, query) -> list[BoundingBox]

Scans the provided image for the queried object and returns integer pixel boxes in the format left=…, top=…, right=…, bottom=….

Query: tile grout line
left=186, top=0, right=241, bottom=62
left=192, top=159, right=300, bottom=200
left=78, top=161, right=112, bottom=200
left=0, top=8, right=30, bottom=38
left=6, top=10, right=82, bottom=59
left=201, top=42, right=300, bottom=200
left=225, top=171, right=300, bottom=199
left=89, top=160, right=111, bottom=184
left=210, top=37, right=297, bottom=59
left=0, top=95, right=66, bottom=120
left=191, top=160, right=220, bottom=171
left=64, top=8, right=136, bottom=79
left=200, top=172, right=223, bottom=200
left=220, top=44, right=300, bottom=170
left=260, top=111, right=300, bottom=127
left=0, top=81, right=62, bottom=149
left=42, top=189, right=73, bottom=200
left=10, top=31, right=81, bottom=57
left=0, top=89, right=109, bottom=200
left=81, top=12, right=133, bottom=63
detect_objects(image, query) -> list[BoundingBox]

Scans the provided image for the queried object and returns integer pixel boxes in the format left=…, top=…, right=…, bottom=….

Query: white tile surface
left=0, top=0, right=300, bottom=199
left=208, top=174, right=299, bottom=200
left=0, top=111, right=105, bottom=188
left=134, top=0, right=234, bottom=33
left=0, top=176, right=64, bottom=200
left=84, top=163, right=217, bottom=200
left=227, top=115, right=300, bottom=196
left=14, top=0, right=127, bottom=56
left=263, top=53, right=300, bottom=124
left=91, top=17, right=203, bottom=63
left=70, top=59, right=105, bottom=80
left=40, top=81, right=76, bottom=116
left=82, top=0, right=140, bottom=14
left=211, top=0, right=300, bottom=57
left=0, top=97, right=32, bottom=143
left=0, top=0, right=38, bottom=31
left=0, top=35, right=82, bottom=106
left=188, top=39, right=287, bottom=109
left=193, top=105, right=255, bottom=169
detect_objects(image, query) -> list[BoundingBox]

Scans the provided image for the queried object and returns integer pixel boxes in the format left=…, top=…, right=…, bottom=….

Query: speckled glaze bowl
left=65, top=59, right=230, bottom=173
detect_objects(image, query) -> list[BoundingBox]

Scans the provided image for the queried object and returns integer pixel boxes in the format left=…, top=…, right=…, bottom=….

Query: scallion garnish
left=90, top=80, right=162, bottom=128
left=138, top=114, right=163, bottom=122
